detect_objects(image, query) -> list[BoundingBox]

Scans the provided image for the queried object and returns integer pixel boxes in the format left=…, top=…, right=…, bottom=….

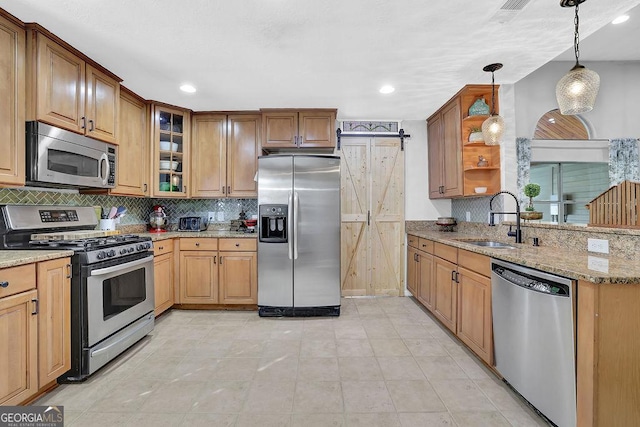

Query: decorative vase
left=477, top=155, right=488, bottom=167
left=469, top=131, right=484, bottom=142
left=520, top=211, right=543, bottom=221
left=468, top=98, right=490, bottom=116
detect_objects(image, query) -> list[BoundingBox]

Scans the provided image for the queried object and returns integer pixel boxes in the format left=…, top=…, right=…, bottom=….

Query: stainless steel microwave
left=26, top=121, right=117, bottom=189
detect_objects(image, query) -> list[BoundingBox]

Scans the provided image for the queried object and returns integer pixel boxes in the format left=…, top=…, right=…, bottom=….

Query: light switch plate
left=587, top=238, right=609, bottom=254
left=466, top=212, right=471, bottom=222
left=208, top=212, right=216, bottom=222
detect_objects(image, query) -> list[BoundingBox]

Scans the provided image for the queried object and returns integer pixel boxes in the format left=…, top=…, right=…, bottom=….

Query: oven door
left=85, top=254, right=154, bottom=347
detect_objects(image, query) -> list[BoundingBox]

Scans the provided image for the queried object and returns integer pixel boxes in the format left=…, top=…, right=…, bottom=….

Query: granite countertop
left=139, top=230, right=258, bottom=241
left=0, top=250, right=75, bottom=269
left=408, top=230, right=640, bottom=285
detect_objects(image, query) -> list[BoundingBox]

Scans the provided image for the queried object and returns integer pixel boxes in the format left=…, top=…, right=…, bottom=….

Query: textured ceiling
left=2, top=0, right=639, bottom=120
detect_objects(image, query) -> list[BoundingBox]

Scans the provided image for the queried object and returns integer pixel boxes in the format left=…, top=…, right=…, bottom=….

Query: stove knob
left=120, top=248, right=128, bottom=255
left=97, top=251, right=106, bottom=260
left=136, top=244, right=143, bottom=251
left=107, top=249, right=116, bottom=257
left=128, top=247, right=134, bottom=253
left=145, top=242, right=152, bottom=249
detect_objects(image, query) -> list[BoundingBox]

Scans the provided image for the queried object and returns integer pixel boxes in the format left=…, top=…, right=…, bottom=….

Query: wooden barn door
left=340, top=137, right=405, bottom=296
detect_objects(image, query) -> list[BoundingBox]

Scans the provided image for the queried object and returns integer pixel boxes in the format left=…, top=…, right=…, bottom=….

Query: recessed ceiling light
left=180, top=84, right=196, bottom=93
left=379, top=85, right=395, bottom=94
left=612, top=15, right=629, bottom=25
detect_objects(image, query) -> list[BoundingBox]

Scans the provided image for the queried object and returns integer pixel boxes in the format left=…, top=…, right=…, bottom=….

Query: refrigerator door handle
left=293, top=191, right=299, bottom=259
left=288, top=191, right=294, bottom=260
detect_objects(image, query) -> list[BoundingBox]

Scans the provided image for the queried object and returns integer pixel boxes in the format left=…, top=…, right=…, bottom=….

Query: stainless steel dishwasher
left=491, top=259, right=576, bottom=427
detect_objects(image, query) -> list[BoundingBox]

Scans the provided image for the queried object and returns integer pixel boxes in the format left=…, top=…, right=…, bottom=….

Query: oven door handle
left=89, top=255, right=153, bottom=277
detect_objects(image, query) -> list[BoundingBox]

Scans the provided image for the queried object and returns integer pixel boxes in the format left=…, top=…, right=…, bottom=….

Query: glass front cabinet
left=152, top=105, right=190, bottom=197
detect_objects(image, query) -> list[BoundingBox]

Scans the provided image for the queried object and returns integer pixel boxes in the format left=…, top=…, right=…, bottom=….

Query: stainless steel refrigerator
left=257, top=154, right=341, bottom=316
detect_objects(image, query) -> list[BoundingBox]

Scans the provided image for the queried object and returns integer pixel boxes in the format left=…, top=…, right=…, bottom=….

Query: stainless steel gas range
left=0, top=205, right=155, bottom=382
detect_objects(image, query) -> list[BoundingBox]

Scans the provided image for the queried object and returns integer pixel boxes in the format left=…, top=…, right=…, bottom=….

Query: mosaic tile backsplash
left=0, top=188, right=257, bottom=226
left=451, top=195, right=503, bottom=223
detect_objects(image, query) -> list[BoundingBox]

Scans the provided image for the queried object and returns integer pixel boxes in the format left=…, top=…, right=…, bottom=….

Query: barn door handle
left=367, top=210, right=370, bottom=226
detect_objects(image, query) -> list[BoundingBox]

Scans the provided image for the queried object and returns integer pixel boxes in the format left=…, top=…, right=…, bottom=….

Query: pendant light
left=555, top=0, right=600, bottom=115
left=482, top=63, right=504, bottom=146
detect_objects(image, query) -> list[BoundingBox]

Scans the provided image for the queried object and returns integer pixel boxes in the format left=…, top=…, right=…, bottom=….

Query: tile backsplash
left=0, top=188, right=257, bottom=226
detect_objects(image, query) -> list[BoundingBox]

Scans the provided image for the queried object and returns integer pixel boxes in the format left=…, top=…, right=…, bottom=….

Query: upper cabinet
left=112, top=88, right=149, bottom=197
left=427, top=85, right=501, bottom=199
left=151, top=104, right=190, bottom=197
left=191, top=113, right=260, bottom=198
left=261, top=109, right=336, bottom=151
left=26, top=26, right=121, bottom=144
left=0, top=12, right=25, bottom=187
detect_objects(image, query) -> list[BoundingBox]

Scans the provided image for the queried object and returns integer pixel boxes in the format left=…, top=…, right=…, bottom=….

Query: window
left=529, top=162, right=609, bottom=225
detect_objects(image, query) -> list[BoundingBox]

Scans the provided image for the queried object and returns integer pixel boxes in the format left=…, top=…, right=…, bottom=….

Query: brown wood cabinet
left=153, top=240, right=174, bottom=316
left=406, top=246, right=419, bottom=297
left=456, top=251, right=493, bottom=365
left=177, top=237, right=258, bottom=305
left=37, top=258, right=71, bottom=387
left=0, top=263, right=38, bottom=405
left=427, top=85, right=501, bottom=199
left=179, top=238, right=219, bottom=304
left=151, top=104, right=190, bottom=197
left=191, top=113, right=260, bottom=198
left=0, top=13, right=25, bottom=187
left=26, top=28, right=120, bottom=143
left=406, top=236, right=493, bottom=364
left=261, top=109, right=336, bottom=150
left=111, top=88, right=149, bottom=196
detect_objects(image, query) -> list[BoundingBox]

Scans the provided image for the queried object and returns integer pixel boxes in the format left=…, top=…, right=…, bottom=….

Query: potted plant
left=521, top=183, right=543, bottom=220
left=468, top=126, right=484, bottom=142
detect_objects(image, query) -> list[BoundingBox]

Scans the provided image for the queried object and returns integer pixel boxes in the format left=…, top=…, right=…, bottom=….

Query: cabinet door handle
left=299, top=136, right=303, bottom=145
left=81, top=116, right=86, bottom=129
left=195, top=242, right=200, bottom=247
left=222, top=186, right=226, bottom=194
left=144, top=183, right=148, bottom=193
left=89, top=119, right=95, bottom=131
left=294, top=136, right=298, bottom=145
left=214, top=255, right=217, bottom=264
left=227, top=186, right=231, bottom=194
left=31, top=298, right=38, bottom=315
left=455, top=272, right=460, bottom=283
left=0, top=281, right=8, bottom=288
left=183, top=185, right=187, bottom=193
left=220, top=256, right=223, bottom=265
left=158, top=246, right=164, bottom=250
left=235, top=243, right=240, bottom=247
left=66, top=263, right=72, bottom=279
left=451, top=270, right=456, bottom=281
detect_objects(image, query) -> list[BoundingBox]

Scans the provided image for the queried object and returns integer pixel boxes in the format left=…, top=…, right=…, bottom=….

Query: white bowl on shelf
left=474, top=187, right=488, bottom=194
left=159, top=141, right=178, bottom=151
left=159, top=160, right=179, bottom=171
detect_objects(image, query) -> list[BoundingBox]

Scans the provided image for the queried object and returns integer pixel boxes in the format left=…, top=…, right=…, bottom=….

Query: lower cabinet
left=37, top=258, right=71, bottom=387
left=406, top=235, right=493, bottom=365
left=0, top=258, right=71, bottom=405
left=178, top=237, right=257, bottom=305
left=153, top=240, right=174, bottom=316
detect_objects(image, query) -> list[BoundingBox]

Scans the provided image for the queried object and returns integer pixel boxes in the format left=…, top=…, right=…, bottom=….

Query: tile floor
left=33, top=297, right=550, bottom=426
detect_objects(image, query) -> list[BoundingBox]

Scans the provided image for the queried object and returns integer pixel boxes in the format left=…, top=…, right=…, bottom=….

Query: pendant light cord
left=573, top=4, right=580, bottom=66
left=490, top=71, right=496, bottom=116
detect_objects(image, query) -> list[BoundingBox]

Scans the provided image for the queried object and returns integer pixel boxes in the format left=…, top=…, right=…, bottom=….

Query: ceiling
left=2, top=0, right=639, bottom=120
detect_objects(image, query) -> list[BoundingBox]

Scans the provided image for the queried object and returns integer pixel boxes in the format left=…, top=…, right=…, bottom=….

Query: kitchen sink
left=461, top=240, right=516, bottom=249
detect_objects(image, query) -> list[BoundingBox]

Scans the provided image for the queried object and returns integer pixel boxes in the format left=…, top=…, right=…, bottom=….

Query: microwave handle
left=99, top=153, right=110, bottom=186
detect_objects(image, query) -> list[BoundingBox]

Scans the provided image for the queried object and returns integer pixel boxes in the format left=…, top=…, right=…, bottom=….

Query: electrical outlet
left=208, top=212, right=216, bottom=223
left=587, top=238, right=609, bottom=254
left=466, top=212, right=471, bottom=222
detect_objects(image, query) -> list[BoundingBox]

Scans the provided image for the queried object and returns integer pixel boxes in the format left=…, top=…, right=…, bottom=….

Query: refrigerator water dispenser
left=259, top=204, right=288, bottom=242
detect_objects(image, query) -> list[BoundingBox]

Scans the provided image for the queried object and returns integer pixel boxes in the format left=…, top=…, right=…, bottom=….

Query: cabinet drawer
left=434, top=242, right=457, bottom=264
left=0, top=264, right=37, bottom=299
left=407, top=235, right=419, bottom=249
left=458, top=249, right=491, bottom=277
left=418, top=238, right=434, bottom=254
left=153, top=240, right=174, bottom=256
left=219, top=238, right=257, bottom=252
left=179, top=238, right=218, bottom=251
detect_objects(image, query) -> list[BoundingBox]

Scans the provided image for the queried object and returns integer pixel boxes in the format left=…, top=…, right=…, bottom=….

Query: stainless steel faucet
left=489, top=191, right=522, bottom=244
